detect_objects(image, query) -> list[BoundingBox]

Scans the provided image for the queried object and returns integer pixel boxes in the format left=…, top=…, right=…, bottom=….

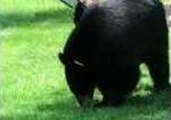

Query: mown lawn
left=0, top=0, right=170, bottom=120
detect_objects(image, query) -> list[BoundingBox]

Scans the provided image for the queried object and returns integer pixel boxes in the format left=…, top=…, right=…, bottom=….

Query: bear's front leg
left=75, top=91, right=94, bottom=108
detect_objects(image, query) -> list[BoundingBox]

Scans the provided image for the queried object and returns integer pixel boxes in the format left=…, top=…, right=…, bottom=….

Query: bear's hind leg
left=146, top=53, right=170, bottom=91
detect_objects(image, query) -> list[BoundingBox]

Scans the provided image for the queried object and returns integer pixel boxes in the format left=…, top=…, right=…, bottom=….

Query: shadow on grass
left=0, top=7, right=73, bottom=28
left=1, top=90, right=169, bottom=120
left=128, top=89, right=170, bottom=107
left=36, top=89, right=170, bottom=120
left=36, top=89, right=170, bottom=112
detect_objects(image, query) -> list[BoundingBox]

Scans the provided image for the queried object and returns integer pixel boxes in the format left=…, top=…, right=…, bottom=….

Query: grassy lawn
left=0, top=0, right=170, bottom=120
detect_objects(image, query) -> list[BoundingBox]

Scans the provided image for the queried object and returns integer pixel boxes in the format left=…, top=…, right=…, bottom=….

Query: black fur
left=74, top=1, right=86, bottom=25
left=59, top=0, right=170, bottom=107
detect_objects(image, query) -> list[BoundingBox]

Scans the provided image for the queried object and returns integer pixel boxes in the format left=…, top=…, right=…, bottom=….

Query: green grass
left=0, top=0, right=170, bottom=120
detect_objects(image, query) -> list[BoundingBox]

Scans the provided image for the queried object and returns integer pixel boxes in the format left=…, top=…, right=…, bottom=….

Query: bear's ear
left=78, top=0, right=98, bottom=6
left=58, top=52, right=65, bottom=64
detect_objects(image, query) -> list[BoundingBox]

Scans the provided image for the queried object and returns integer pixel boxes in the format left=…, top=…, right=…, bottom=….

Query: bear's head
left=58, top=52, right=94, bottom=107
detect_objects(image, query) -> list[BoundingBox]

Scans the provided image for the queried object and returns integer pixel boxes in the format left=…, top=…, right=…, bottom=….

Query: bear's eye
left=73, top=59, right=84, bottom=67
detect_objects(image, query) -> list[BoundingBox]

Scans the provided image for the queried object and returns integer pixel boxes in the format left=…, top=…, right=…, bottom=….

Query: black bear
left=59, top=0, right=170, bottom=107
